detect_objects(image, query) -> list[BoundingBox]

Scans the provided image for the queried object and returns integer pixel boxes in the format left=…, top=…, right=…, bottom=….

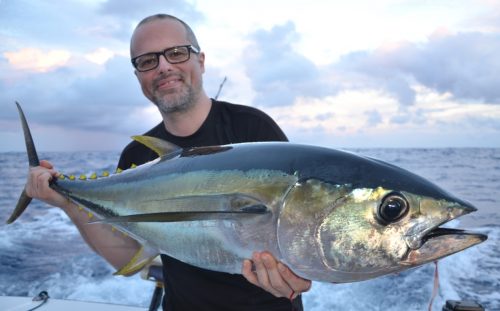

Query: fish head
left=277, top=153, right=487, bottom=283
left=318, top=187, right=485, bottom=281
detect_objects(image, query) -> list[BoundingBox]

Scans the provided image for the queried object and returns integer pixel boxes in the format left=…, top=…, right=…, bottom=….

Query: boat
left=1, top=263, right=164, bottom=311
left=1, top=293, right=146, bottom=311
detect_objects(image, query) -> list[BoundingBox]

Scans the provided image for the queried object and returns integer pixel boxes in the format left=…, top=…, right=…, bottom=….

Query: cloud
left=243, top=21, right=333, bottom=107
left=467, top=115, right=500, bottom=130
left=0, top=54, right=155, bottom=135
left=409, top=31, right=500, bottom=103
left=0, top=0, right=203, bottom=51
left=243, top=19, right=500, bottom=110
left=463, top=1, right=500, bottom=33
left=0, top=0, right=205, bottom=139
left=97, top=0, right=205, bottom=40
left=333, top=31, right=500, bottom=105
left=1, top=0, right=499, bottom=151
left=99, top=0, right=203, bottom=21
left=84, top=48, right=115, bottom=65
left=0, top=1, right=102, bottom=48
left=4, top=48, right=71, bottom=72
left=365, top=110, right=383, bottom=127
left=389, top=112, right=413, bottom=125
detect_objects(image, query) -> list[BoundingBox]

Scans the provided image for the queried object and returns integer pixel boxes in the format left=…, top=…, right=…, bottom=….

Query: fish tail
left=6, top=102, right=40, bottom=224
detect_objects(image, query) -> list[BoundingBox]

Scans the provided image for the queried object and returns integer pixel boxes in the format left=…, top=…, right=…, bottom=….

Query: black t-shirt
left=117, top=99, right=303, bottom=311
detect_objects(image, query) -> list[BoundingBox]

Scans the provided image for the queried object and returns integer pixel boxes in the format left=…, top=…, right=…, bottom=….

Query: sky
left=1, top=0, right=500, bottom=151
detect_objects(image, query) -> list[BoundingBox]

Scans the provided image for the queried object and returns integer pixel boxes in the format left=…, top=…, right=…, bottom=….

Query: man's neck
left=161, top=95, right=212, bottom=137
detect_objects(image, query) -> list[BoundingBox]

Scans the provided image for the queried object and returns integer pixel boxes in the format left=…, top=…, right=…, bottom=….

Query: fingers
left=241, top=251, right=312, bottom=299
left=26, top=167, right=54, bottom=198
left=25, top=161, right=64, bottom=206
left=241, top=252, right=284, bottom=297
left=254, top=252, right=286, bottom=297
left=277, top=262, right=312, bottom=299
left=261, top=252, right=293, bottom=298
left=241, top=259, right=259, bottom=286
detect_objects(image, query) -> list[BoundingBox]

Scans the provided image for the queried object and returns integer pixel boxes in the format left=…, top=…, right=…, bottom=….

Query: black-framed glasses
left=131, top=45, right=200, bottom=72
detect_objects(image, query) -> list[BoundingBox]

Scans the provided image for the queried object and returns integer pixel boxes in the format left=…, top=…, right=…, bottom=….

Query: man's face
left=131, top=19, right=205, bottom=114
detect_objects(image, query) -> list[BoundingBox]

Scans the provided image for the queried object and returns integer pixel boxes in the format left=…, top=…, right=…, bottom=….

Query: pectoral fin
left=93, top=193, right=270, bottom=223
left=98, top=205, right=269, bottom=223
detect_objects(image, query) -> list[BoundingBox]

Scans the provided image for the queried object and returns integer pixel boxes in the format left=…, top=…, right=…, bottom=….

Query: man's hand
left=242, top=251, right=312, bottom=299
left=24, top=160, right=144, bottom=270
left=25, top=160, right=69, bottom=208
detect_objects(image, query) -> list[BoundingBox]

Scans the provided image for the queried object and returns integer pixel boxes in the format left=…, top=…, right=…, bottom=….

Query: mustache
left=153, top=73, right=184, bottom=89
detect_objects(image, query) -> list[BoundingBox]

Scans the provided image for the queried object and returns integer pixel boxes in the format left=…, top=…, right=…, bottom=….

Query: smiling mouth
left=157, top=79, right=181, bottom=90
left=154, top=74, right=184, bottom=91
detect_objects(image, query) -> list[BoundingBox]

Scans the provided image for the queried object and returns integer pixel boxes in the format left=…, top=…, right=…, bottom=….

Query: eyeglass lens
left=134, top=46, right=192, bottom=71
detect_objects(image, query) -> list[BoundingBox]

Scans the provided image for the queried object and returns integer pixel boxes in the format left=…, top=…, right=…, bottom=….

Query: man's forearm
left=61, top=200, right=143, bottom=271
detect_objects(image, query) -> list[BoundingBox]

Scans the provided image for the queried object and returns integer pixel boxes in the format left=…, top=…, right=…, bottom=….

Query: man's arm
left=25, top=160, right=142, bottom=272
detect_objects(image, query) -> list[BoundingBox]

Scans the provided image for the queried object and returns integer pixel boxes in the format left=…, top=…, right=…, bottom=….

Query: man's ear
left=198, top=51, right=206, bottom=74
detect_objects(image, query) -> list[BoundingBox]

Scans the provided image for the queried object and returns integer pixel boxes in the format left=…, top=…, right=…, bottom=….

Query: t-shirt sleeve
left=251, top=113, right=288, bottom=142
left=229, top=105, right=288, bottom=143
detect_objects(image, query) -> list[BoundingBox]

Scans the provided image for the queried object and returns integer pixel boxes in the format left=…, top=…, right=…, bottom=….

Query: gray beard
left=153, top=83, right=198, bottom=114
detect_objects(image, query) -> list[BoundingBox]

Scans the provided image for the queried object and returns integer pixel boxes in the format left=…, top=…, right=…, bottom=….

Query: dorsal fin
left=131, top=135, right=181, bottom=157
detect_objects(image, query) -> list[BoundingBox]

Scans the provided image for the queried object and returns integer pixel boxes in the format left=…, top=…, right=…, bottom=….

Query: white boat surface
left=1, top=294, right=146, bottom=311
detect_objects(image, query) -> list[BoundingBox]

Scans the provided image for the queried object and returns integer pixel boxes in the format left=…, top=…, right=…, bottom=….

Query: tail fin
left=6, top=102, right=40, bottom=224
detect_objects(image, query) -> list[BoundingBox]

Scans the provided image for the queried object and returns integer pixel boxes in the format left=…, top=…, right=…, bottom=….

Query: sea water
left=0, top=148, right=498, bottom=310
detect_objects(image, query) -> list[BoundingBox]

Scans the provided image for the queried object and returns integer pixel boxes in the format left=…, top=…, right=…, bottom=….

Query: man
left=25, top=14, right=311, bottom=310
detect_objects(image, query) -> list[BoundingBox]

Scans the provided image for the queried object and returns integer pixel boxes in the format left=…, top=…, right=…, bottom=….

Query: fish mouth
left=400, top=200, right=487, bottom=266
left=401, top=227, right=487, bottom=266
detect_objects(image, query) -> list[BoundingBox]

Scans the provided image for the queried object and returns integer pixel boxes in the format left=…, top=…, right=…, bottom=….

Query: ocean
left=0, top=148, right=498, bottom=310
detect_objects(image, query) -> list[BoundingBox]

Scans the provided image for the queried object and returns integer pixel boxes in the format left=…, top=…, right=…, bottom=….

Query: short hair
left=135, top=14, right=200, bottom=50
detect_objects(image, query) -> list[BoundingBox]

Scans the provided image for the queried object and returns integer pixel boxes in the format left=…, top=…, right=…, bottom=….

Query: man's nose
left=156, top=54, right=174, bottom=72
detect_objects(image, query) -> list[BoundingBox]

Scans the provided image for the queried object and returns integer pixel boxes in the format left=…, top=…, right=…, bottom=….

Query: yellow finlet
left=90, top=173, right=97, bottom=179
left=69, top=175, right=76, bottom=180
left=114, top=246, right=159, bottom=276
left=79, top=174, right=87, bottom=180
left=102, top=171, right=110, bottom=177
left=116, top=168, right=123, bottom=174
left=130, top=163, right=137, bottom=169
left=58, top=174, right=65, bottom=180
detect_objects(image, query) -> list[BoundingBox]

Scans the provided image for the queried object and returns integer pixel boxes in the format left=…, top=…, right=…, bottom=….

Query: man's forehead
left=130, top=19, right=187, bottom=55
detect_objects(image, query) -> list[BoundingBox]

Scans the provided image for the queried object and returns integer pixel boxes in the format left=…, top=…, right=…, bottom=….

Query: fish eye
left=378, top=192, right=409, bottom=224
